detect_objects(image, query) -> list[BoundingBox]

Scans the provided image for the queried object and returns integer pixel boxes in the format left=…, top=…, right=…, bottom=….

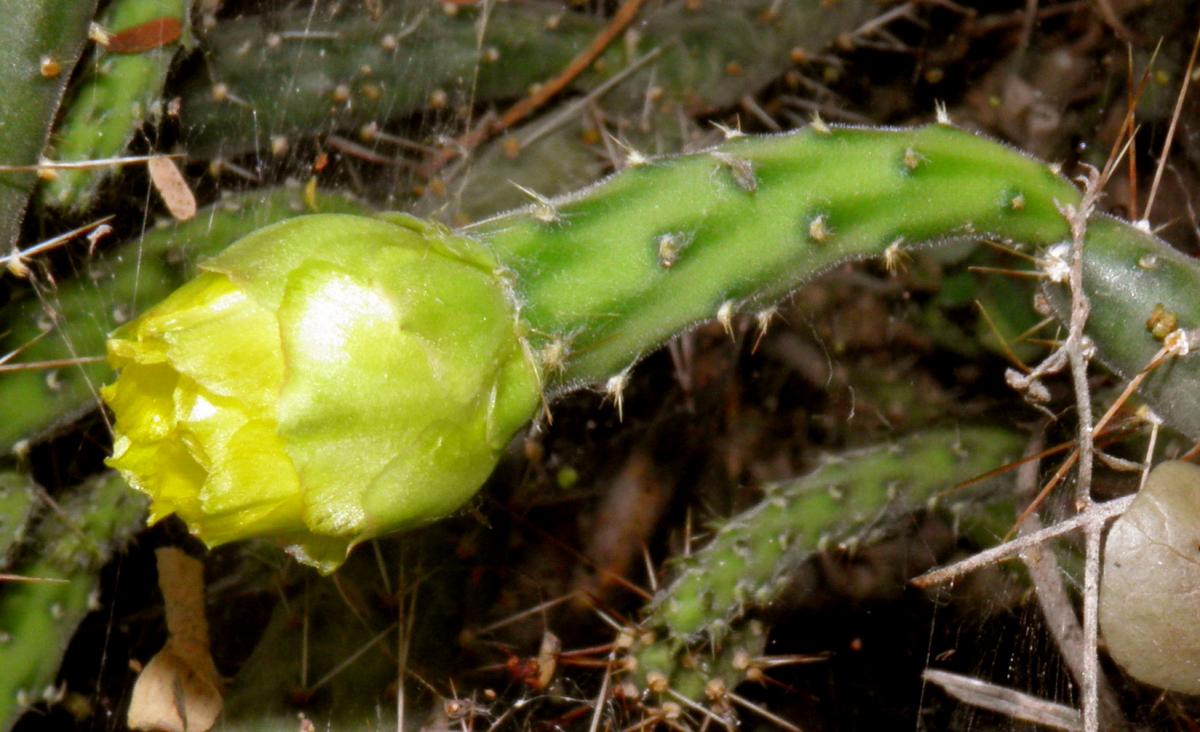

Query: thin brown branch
left=1144, top=23, right=1200, bottom=221
left=420, top=0, right=648, bottom=178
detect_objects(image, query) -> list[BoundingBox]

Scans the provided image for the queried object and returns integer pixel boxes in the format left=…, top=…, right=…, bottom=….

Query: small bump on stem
left=656, top=231, right=693, bottom=269
left=511, top=182, right=561, bottom=224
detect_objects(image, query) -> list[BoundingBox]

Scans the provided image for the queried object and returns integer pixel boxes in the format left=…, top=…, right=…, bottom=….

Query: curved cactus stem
left=0, top=188, right=371, bottom=452
left=627, top=426, right=1025, bottom=699
left=41, top=0, right=194, bottom=211
left=469, top=125, right=1200, bottom=442
left=0, top=472, right=146, bottom=729
left=0, top=0, right=97, bottom=249
left=1044, top=215, right=1200, bottom=440
left=474, top=125, right=1078, bottom=386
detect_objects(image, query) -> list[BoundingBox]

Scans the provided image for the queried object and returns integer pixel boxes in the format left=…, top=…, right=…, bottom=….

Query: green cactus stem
left=628, top=426, right=1025, bottom=699
left=632, top=618, right=770, bottom=711
left=1043, top=217, right=1200, bottom=440
left=0, top=187, right=369, bottom=453
left=40, top=0, right=193, bottom=211
left=469, top=124, right=1200, bottom=440
left=179, top=1, right=597, bottom=159
left=0, top=1, right=97, bottom=249
left=0, top=472, right=146, bottom=730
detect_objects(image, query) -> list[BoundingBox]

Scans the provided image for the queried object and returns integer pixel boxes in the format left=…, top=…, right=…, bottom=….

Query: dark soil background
left=6, top=1, right=1200, bottom=730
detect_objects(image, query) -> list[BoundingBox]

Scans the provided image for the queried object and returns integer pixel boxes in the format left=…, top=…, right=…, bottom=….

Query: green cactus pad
left=41, top=0, right=193, bottom=211
left=0, top=1, right=97, bottom=248
left=0, top=472, right=146, bottom=729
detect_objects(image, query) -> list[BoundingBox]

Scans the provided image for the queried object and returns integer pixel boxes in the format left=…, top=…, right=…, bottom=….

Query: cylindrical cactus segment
left=415, top=0, right=878, bottom=220
left=180, top=1, right=877, bottom=163
left=631, top=426, right=1025, bottom=696
left=0, top=0, right=96, bottom=248
left=474, top=124, right=1079, bottom=389
left=179, top=1, right=598, bottom=159
left=0, top=472, right=147, bottom=729
left=1044, top=215, right=1200, bottom=440
left=0, top=188, right=370, bottom=452
left=41, top=0, right=193, bottom=211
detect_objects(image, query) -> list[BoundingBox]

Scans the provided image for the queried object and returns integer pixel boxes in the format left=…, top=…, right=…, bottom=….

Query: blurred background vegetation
left=2, top=0, right=1200, bottom=729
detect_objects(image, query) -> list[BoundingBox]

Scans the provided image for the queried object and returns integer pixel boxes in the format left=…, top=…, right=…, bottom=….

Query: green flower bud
left=102, top=214, right=541, bottom=572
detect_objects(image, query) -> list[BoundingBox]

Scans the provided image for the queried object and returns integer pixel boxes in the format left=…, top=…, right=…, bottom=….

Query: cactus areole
left=103, top=124, right=1200, bottom=572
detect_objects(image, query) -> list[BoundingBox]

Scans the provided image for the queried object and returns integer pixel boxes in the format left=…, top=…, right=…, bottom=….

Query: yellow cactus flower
left=102, top=213, right=541, bottom=572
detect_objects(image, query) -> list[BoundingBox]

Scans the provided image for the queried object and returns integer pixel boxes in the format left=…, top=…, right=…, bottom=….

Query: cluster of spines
left=0, top=474, right=38, bottom=568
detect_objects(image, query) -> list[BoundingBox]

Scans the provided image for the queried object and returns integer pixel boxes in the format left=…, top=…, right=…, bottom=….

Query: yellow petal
left=154, top=276, right=284, bottom=414
left=195, top=420, right=303, bottom=544
left=173, top=377, right=251, bottom=472
left=108, top=436, right=206, bottom=526
left=101, top=363, right=180, bottom=442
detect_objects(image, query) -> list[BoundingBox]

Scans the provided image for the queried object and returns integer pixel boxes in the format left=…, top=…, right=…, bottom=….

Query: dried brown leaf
left=127, top=548, right=222, bottom=732
left=147, top=156, right=196, bottom=221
